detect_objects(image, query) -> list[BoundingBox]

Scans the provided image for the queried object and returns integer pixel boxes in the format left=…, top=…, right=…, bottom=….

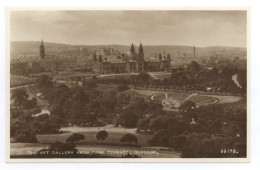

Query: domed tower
left=39, top=40, right=45, bottom=59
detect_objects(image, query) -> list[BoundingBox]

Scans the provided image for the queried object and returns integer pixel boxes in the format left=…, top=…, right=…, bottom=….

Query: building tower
left=136, top=43, right=144, bottom=72
left=138, top=43, right=144, bottom=61
left=39, top=40, right=45, bottom=59
left=130, top=43, right=136, bottom=60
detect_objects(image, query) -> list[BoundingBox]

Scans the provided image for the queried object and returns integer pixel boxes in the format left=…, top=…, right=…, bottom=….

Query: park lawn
left=52, top=72, right=96, bottom=80
left=188, top=95, right=215, bottom=103
left=132, top=89, right=162, bottom=96
left=151, top=92, right=191, bottom=102
left=36, top=131, right=152, bottom=146
left=152, top=73, right=172, bottom=80
left=97, top=73, right=137, bottom=79
left=33, top=71, right=97, bottom=80
left=122, top=90, right=149, bottom=100
left=152, top=93, right=165, bottom=101
left=167, top=93, right=191, bottom=101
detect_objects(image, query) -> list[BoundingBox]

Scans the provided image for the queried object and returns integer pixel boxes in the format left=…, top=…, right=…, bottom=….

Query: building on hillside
left=12, top=41, right=171, bottom=73
left=92, top=43, right=171, bottom=74
left=28, top=40, right=79, bottom=71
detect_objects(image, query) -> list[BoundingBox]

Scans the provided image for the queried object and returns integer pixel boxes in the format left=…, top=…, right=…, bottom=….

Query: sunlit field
left=36, top=127, right=152, bottom=146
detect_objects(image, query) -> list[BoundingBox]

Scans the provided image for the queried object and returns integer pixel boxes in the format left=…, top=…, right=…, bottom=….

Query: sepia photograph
left=6, top=7, right=249, bottom=162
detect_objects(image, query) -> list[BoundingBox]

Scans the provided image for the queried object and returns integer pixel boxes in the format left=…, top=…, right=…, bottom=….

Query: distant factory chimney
left=193, top=46, right=196, bottom=58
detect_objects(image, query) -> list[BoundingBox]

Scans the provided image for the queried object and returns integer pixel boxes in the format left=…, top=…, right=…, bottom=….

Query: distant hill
left=10, top=41, right=247, bottom=60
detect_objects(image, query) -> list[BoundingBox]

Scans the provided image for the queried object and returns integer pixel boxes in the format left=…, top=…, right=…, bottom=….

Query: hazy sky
left=10, top=10, right=247, bottom=47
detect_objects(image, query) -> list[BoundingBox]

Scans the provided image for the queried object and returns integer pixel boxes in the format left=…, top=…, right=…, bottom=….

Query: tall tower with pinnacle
left=136, top=43, right=144, bottom=72
left=39, top=40, right=45, bottom=59
left=130, top=43, right=136, bottom=59
left=138, top=43, right=144, bottom=61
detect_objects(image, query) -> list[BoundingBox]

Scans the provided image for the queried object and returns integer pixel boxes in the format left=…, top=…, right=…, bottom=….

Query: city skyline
left=10, top=10, right=247, bottom=48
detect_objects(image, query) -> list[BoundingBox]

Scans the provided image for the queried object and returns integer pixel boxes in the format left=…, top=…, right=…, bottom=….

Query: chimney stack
left=193, top=46, right=196, bottom=58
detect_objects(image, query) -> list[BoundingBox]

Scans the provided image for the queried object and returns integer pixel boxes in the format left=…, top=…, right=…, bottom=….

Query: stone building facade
left=93, top=43, right=171, bottom=74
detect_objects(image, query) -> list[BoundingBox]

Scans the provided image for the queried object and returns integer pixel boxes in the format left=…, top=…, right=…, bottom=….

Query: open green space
left=150, top=73, right=172, bottom=80
left=36, top=130, right=152, bottom=146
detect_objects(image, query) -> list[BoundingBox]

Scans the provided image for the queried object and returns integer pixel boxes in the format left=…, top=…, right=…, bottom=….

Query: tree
left=181, top=133, right=226, bottom=158
left=136, top=72, right=150, bottom=85
left=137, top=117, right=150, bottom=132
left=117, top=83, right=130, bottom=92
left=179, top=101, right=196, bottom=117
left=117, top=93, right=131, bottom=105
left=119, top=112, right=139, bottom=128
left=186, top=61, right=200, bottom=76
left=24, top=98, right=37, bottom=109
left=37, top=75, right=53, bottom=89
left=11, top=88, right=29, bottom=109
left=38, top=120, right=61, bottom=134
left=69, top=86, right=89, bottom=104
left=83, top=78, right=97, bottom=90
left=96, top=130, right=108, bottom=143
left=120, top=134, right=138, bottom=144
left=66, top=133, right=85, bottom=143
left=169, top=134, right=187, bottom=151
left=14, top=129, right=37, bottom=143
left=57, top=84, right=70, bottom=92
left=49, top=104, right=64, bottom=117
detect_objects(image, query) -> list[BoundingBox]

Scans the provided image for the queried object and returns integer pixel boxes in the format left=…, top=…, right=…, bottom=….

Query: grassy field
left=36, top=127, right=152, bottom=146
left=130, top=89, right=220, bottom=107
left=122, top=90, right=149, bottom=100
left=167, top=93, right=191, bottom=101
left=151, top=93, right=165, bottom=101
left=188, top=95, right=215, bottom=103
left=150, top=73, right=172, bottom=80
left=131, top=89, right=162, bottom=96
left=132, top=89, right=241, bottom=105
left=33, top=71, right=98, bottom=80
left=97, top=73, right=138, bottom=79
left=203, top=95, right=241, bottom=104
